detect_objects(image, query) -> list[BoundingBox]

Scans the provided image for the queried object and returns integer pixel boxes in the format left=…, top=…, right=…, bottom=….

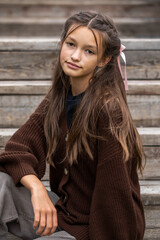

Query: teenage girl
left=0, top=11, right=146, bottom=240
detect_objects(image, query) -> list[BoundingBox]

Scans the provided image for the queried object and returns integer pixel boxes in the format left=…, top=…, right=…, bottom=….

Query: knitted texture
left=0, top=96, right=145, bottom=240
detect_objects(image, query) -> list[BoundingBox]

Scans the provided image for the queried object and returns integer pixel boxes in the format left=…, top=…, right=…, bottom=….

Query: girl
left=0, top=11, right=146, bottom=240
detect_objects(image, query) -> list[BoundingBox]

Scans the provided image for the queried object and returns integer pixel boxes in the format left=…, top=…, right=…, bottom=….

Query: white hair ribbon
left=117, top=44, right=128, bottom=91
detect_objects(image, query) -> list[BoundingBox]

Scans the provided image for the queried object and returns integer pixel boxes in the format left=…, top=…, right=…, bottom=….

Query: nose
left=71, top=48, right=81, bottom=61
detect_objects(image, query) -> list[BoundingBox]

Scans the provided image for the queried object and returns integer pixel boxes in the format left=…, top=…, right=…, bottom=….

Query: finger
left=46, top=208, right=58, bottom=236
left=33, top=210, right=40, bottom=229
left=36, top=211, right=46, bottom=235
left=41, top=210, right=53, bottom=236
left=53, top=208, right=58, bottom=229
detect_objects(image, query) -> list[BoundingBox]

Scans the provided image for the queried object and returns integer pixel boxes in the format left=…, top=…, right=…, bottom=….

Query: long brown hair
left=44, top=11, right=146, bottom=178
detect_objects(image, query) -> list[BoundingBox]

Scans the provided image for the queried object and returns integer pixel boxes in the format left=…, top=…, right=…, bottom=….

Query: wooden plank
left=0, top=0, right=159, bottom=5
left=6, top=228, right=160, bottom=240
left=0, top=51, right=57, bottom=80
left=138, top=147, right=160, bottom=180
left=0, top=38, right=60, bottom=51
left=140, top=181, right=160, bottom=204
left=42, top=179, right=160, bottom=207
left=138, top=128, right=160, bottom=145
left=144, top=206, right=160, bottom=228
left=127, top=95, right=160, bottom=127
left=5, top=210, right=160, bottom=240
left=0, top=81, right=51, bottom=95
left=127, top=81, right=160, bottom=95
left=42, top=180, right=160, bottom=205
left=0, top=38, right=159, bottom=51
left=0, top=145, right=159, bottom=180
left=0, top=18, right=159, bottom=37
left=0, top=128, right=160, bottom=146
left=0, top=2, right=159, bottom=19
left=1, top=94, right=160, bottom=127
left=0, top=80, right=160, bottom=95
left=144, top=229, right=160, bottom=240
left=0, top=50, right=159, bottom=80
left=0, top=95, right=44, bottom=128
left=122, top=38, right=160, bottom=50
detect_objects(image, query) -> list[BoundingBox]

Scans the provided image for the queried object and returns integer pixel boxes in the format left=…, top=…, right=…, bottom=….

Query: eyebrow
left=66, top=36, right=97, bottom=51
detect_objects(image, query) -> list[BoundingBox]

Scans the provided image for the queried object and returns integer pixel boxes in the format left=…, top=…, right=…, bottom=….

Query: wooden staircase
left=0, top=0, right=159, bottom=37
left=0, top=0, right=159, bottom=239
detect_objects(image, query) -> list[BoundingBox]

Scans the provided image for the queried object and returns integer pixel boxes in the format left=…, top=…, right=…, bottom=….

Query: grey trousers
left=0, top=172, right=76, bottom=240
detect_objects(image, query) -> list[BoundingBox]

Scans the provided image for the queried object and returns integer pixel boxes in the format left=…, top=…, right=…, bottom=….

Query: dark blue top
left=66, top=86, right=85, bottom=130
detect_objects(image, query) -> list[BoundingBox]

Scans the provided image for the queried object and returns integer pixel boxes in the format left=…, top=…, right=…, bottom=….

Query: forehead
left=65, top=25, right=102, bottom=50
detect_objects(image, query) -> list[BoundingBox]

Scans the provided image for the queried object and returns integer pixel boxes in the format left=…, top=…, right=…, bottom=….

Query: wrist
left=20, top=174, right=45, bottom=193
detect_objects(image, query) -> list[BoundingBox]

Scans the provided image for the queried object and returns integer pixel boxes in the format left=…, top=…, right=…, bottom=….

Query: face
left=60, top=26, right=104, bottom=85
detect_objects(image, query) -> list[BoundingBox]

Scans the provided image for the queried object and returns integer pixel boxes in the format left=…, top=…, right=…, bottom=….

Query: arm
left=89, top=100, right=138, bottom=240
left=0, top=96, right=48, bottom=185
left=0, top=95, right=58, bottom=236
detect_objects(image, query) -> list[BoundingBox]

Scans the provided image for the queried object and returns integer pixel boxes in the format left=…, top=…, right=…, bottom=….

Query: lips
left=67, top=62, right=81, bottom=69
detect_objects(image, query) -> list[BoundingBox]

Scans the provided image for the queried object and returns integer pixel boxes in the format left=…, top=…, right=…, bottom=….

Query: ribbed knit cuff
left=6, top=162, right=38, bottom=186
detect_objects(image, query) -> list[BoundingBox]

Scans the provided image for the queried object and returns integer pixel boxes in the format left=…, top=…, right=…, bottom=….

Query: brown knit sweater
left=0, top=96, right=145, bottom=240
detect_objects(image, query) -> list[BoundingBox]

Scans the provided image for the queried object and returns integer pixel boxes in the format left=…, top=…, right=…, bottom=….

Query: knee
left=0, top=172, right=13, bottom=188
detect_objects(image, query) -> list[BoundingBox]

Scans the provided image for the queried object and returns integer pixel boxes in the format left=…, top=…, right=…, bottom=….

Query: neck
left=70, top=78, right=89, bottom=96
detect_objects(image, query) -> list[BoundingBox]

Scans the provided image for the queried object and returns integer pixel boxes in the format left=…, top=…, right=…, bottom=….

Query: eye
left=86, top=49, right=95, bottom=55
left=66, top=42, right=75, bottom=47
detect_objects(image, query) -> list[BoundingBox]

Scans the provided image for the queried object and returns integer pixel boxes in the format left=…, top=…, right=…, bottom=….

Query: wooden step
left=0, top=17, right=159, bottom=37
left=0, top=0, right=159, bottom=19
left=0, top=145, right=159, bottom=181
left=0, top=80, right=160, bottom=95
left=0, top=38, right=159, bottom=51
left=0, top=128, right=160, bottom=180
left=1, top=128, right=159, bottom=147
left=0, top=80, right=160, bottom=127
left=6, top=180, right=160, bottom=240
left=0, top=38, right=159, bottom=80
left=0, top=94, right=160, bottom=127
left=1, top=0, right=159, bottom=3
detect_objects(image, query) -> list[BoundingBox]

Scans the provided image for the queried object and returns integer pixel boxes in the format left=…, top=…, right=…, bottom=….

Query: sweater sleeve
left=89, top=100, right=138, bottom=240
left=0, top=96, right=48, bottom=185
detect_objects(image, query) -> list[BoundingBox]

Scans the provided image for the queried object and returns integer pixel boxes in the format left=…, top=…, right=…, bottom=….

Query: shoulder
left=33, top=93, right=50, bottom=116
left=96, top=93, right=122, bottom=127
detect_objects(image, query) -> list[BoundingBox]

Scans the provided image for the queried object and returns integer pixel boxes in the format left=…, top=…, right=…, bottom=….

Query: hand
left=31, top=185, right=58, bottom=237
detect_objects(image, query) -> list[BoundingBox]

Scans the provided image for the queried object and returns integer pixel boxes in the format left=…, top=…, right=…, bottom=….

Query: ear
left=97, top=56, right=111, bottom=68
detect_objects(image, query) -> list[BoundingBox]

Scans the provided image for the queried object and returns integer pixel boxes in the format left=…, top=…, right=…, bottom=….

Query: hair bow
left=117, top=44, right=128, bottom=90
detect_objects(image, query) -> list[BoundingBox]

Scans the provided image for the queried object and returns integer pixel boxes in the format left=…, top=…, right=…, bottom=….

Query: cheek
left=60, top=45, right=68, bottom=61
left=87, top=59, right=98, bottom=70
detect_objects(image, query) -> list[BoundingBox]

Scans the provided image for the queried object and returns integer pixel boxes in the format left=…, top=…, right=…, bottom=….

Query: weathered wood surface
left=0, top=95, right=44, bottom=127
left=1, top=0, right=159, bottom=4
left=41, top=146, right=160, bottom=181
left=141, top=182, right=160, bottom=205
left=1, top=128, right=159, bottom=147
left=6, top=228, right=160, bottom=240
left=0, top=1, right=159, bottom=18
left=1, top=128, right=160, bottom=180
left=41, top=179, right=160, bottom=205
left=138, top=147, right=160, bottom=180
left=144, top=229, right=160, bottom=240
left=0, top=80, right=160, bottom=95
left=0, top=17, right=159, bottom=37
left=0, top=94, right=160, bottom=127
left=0, top=146, right=160, bottom=181
left=0, top=51, right=159, bottom=80
left=0, top=51, right=56, bottom=80
left=127, top=95, right=160, bottom=127
left=0, top=38, right=159, bottom=51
